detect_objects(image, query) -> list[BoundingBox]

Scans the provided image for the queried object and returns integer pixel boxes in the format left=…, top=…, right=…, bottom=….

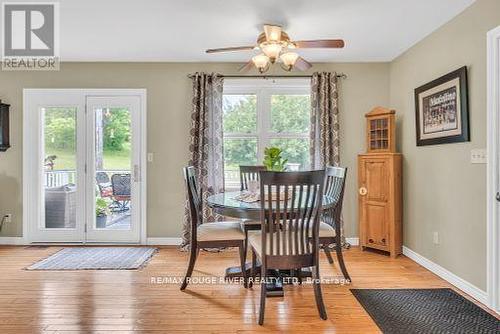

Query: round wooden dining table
left=206, top=190, right=336, bottom=297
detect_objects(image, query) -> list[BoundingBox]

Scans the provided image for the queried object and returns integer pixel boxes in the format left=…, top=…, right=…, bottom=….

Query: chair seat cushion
left=197, top=221, right=245, bottom=242
left=239, top=219, right=261, bottom=232
left=319, top=222, right=336, bottom=238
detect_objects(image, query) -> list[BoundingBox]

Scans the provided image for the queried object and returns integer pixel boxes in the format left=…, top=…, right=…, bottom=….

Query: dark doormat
left=351, top=288, right=500, bottom=334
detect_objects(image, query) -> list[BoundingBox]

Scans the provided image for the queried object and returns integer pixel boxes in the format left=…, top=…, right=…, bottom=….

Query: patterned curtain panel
left=310, top=72, right=340, bottom=169
left=181, top=72, right=225, bottom=248
left=310, top=72, right=349, bottom=248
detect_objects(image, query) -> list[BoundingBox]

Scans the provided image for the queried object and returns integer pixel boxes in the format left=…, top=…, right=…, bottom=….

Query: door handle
left=133, top=164, right=140, bottom=182
left=496, top=192, right=500, bottom=202
left=359, top=187, right=368, bottom=196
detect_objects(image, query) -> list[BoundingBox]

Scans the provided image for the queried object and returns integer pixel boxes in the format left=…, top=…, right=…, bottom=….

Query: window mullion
left=257, top=88, right=270, bottom=163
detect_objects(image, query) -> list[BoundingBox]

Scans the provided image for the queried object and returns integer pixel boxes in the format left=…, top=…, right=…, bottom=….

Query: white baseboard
left=146, top=237, right=182, bottom=246
left=346, top=237, right=359, bottom=246
left=403, top=246, right=489, bottom=305
left=0, top=237, right=25, bottom=245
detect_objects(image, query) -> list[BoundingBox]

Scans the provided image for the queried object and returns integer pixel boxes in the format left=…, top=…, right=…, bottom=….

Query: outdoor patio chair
left=111, top=173, right=131, bottom=212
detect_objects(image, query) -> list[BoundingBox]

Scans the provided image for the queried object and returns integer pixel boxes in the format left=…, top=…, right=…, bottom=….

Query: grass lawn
left=46, top=146, right=131, bottom=171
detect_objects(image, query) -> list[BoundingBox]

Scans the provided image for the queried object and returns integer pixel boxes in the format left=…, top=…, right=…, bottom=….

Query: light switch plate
left=471, top=149, right=487, bottom=164
left=433, top=231, right=439, bottom=245
left=147, top=153, right=154, bottom=162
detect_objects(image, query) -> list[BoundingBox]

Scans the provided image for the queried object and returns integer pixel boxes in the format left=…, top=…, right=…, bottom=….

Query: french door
left=24, top=89, right=146, bottom=243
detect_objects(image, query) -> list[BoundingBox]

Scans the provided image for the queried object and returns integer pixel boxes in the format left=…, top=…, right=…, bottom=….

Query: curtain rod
left=187, top=73, right=347, bottom=79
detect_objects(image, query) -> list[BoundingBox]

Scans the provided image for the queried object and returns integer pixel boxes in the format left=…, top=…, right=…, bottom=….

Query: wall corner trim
left=403, top=246, right=489, bottom=306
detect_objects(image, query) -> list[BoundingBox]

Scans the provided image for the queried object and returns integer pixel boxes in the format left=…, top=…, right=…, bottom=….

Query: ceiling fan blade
left=293, top=39, right=345, bottom=49
left=238, top=61, right=254, bottom=73
left=263, top=25, right=282, bottom=42
left=206, top=46, right=255, bottom=54
left=294, top=57, right=312, bottom=71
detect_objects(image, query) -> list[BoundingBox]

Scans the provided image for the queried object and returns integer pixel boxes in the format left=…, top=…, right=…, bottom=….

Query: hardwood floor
left=0, top=245, right=495, bottom=333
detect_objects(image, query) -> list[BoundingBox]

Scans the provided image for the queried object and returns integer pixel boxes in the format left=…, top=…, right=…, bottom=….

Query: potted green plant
left=263, top=147, right=288, bottom=172
left=263, top=147, right=291, bottom=200
left=96, top=197, right=110, bottom=228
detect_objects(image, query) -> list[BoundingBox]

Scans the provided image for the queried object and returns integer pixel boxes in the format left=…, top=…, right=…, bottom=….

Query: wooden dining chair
left=180, top=166, right=248, bottom=290
left=239, top=165, right=267, bottom=191
left=239, top=165, right=267, bottom=253
left=249, top=170, right=327, bottom=325
left=319, top=166, right=351, bottom=281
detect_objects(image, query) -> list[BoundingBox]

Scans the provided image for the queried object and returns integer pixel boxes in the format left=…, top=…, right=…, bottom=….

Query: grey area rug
left=26, top=247, right=157, bottom=270
left=351, top=288, right=500, bottom=334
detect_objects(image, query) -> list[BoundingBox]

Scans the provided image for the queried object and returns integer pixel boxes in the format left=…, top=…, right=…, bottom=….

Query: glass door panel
left=43, top=107, right=78, bottom=229
left=24, top=89, right=87, bottom=242
left=94, top=107, right=132, bottom=231
left=86, top=96, right=141, bottom=242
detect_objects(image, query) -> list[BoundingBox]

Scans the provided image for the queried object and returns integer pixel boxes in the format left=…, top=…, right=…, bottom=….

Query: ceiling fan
left=206, top=24, right=345, bottom=73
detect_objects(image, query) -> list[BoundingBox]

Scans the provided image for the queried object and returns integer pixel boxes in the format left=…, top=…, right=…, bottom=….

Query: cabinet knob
left=359, top=187, right=368, bottom=196
left=368, top=238, right=374, bottom=243
left=381, top=238, right=386, bottom=244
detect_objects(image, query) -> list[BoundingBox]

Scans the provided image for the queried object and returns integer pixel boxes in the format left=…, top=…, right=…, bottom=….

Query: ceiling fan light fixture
left=261, top=42, right=282, bottom=62
left=263, top=25, right=282, bottom=42
left=280, top=52, right=299, bottom=69
left=252, top=54, right=270, bottom=73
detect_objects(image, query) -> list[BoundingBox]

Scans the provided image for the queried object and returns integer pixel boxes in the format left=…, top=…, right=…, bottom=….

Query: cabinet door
left=360, top=158, right=390, bottom=249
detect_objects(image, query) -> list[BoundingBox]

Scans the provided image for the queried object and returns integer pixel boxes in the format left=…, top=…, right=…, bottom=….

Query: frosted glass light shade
left=261, top=43, right=282, bottom=60
left=280, top=52, right=299, bottom=67
left=252, top=54, right=270, bottom=70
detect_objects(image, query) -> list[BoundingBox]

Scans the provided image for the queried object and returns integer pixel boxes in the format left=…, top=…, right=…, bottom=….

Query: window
left=223, top=79, right=311, bottom=189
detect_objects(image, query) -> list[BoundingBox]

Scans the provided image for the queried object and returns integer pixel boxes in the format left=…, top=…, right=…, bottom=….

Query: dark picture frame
left=414, top=66, right=469, bottom=146
left=0, top=101, right=10, bottom=152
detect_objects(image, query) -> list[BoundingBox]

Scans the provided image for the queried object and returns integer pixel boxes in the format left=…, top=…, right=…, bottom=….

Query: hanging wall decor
left=0, top=100, right=10, bottom=152
left=414, top=66, right=469, bottom=146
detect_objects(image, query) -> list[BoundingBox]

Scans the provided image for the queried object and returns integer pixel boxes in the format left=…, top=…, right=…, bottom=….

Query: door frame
left=486, top=26, right=500, bottom=313
left=23, top=89, right=147, bottom=244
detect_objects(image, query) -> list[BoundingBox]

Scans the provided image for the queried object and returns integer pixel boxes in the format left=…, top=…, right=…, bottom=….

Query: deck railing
left=44, top=170, right=130, bottom=188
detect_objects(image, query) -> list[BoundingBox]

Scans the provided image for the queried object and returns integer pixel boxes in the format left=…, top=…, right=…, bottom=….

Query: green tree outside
left=223, top=94, right=311, bottom=170
left=44, top=107, right=131, bottom=170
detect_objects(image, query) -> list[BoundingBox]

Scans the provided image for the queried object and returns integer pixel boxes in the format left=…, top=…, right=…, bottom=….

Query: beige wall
left=389, top=0, right=500, bottom=290
left=0, top=62, right=389, bottom=240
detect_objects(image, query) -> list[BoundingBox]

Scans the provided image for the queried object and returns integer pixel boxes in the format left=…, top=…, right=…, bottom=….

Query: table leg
left=224, top=264, right=312, bottom=297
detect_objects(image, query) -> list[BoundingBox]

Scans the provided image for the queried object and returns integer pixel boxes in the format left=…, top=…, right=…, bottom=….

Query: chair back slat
left=111, top=174, right=131, bottom=196
left=184, top=166, right=202, bottom=243
left=259, top=170, right=325, bottom=257
left=323, top=166, right=347, bottom=236
left=239, top=165, right=267, bottom=191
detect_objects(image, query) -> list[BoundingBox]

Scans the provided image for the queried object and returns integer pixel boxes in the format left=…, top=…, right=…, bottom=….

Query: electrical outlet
left=4, top=214, right=12, bottom=223
left=433, top=232, right=439, bottom=245
left=147, top=153, right=154, bottom=162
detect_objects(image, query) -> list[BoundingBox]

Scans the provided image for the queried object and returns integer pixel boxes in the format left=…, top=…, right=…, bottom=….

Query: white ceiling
left=8, top=0, right=477, bottom=62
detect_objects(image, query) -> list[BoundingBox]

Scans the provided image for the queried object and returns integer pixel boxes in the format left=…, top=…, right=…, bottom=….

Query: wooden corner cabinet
left=358, top=107, right=402, bottom=258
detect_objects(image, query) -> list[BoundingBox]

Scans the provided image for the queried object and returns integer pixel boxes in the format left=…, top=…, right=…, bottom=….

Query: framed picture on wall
left=414, top=66, right=469, bottom=146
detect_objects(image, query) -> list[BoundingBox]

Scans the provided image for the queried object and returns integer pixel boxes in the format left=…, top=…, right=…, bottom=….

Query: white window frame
left=223, top=78, right=311, bottom=187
